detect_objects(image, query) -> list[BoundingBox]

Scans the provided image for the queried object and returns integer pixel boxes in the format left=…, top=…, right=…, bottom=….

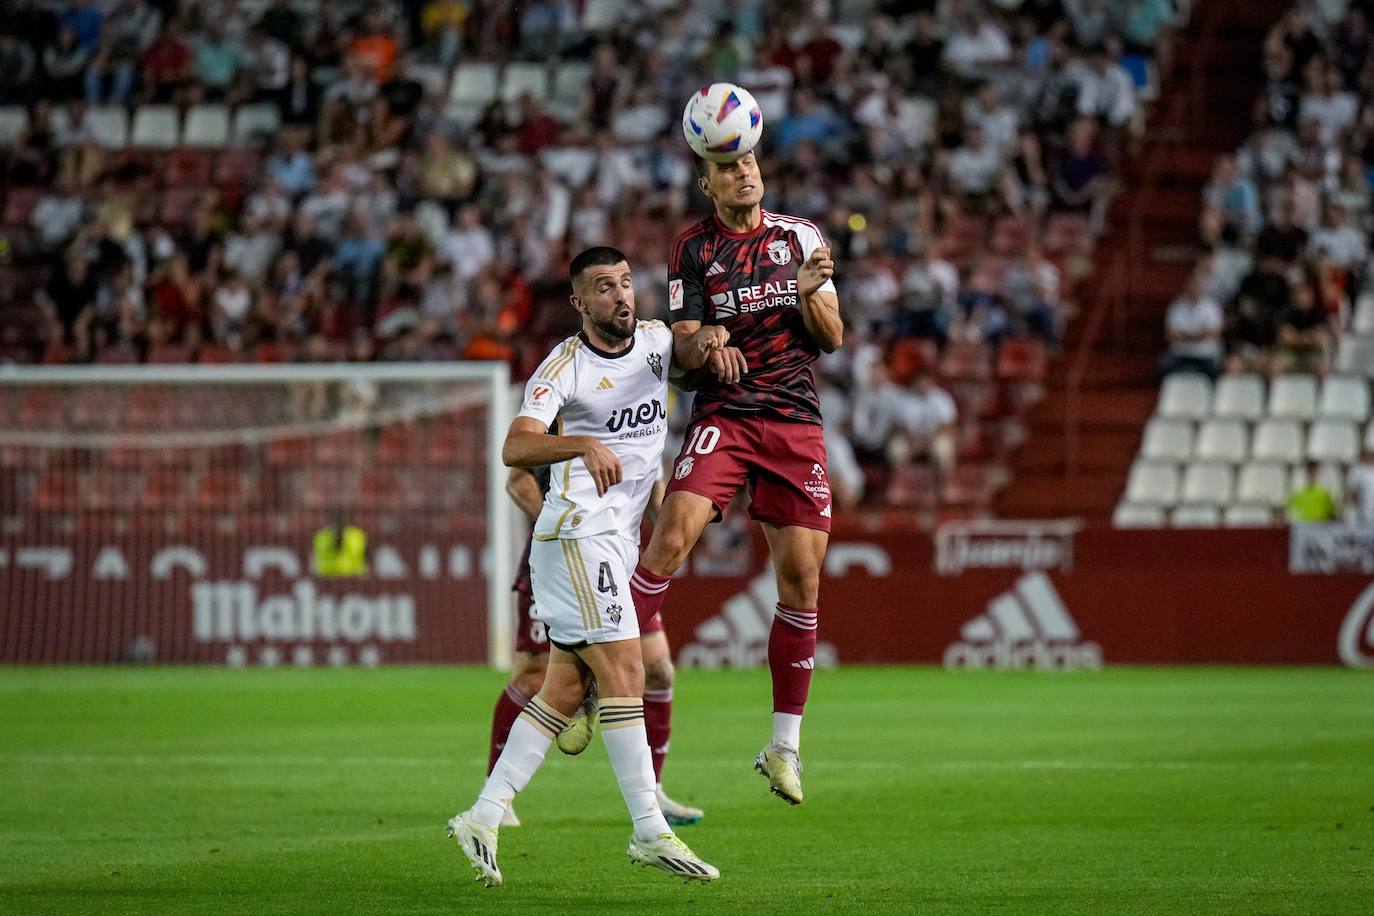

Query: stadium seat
left=314, top=430, right=367, bottom=466
left=405, top=63, right=448, bottom=99
left=1157, top=373, right=1212, bottom=420
left=158, top=187, right=205, bottom=228
left=1353, top=292, right=1374, bottom=335
left=214, top=147, right=261, bottom=187
left=84, top=106, right=130, bottom=147
left=1125, top=461, right=1179, bottom=505
left=1141, top=418, right=1193, bottom=462
left=1235, top=463, right=1288, bottom=508
left=2, top=186, right=42, bottom=228
left=1171, top=504, right=1220, bottom=527
left=231, top=104, right=281, bottom=145
left=1194, top=419, right=1248, bottom=463
left=940, top=341, right=993, bottom=381
left=302, top=470, right=358, bottom=510
left=70, top=387, right=120, bottom=428
left=84, top=470, right=140, bottom=511
left=163, top=148, right=214, bottom=188
left=941, top=465, right=999, bottom=507
left=1211, top=374, right=1265, bottom=421
left=884, top=464, right=938, bottom=508
left=1181, top=462, right=1233, bottom=505
left=1112, top=502, right=1165, bottom=528
left=376, top=425, right=425, bottom=465
left=1367, top=420, right=1374, bottom=452
left=551, top=61, right=592, bottom=108
left=1336, top=336, right=1374, bottom=376
left=1223, top=504, right=1274, bottom=527
left=1267, top=375, right=1318, bottom=420
left=183, top=104, right=231, bottom=146
left=450, top=63, right=500, bottom=115
left=581, top=0, right=627, bottom=31
left=195, top=468, right=248, bottom=511
left=356, top=468, right=406, bottom=510
left=1318, top=375, right=1370, bottom=422
left=996, top=338, right=1047, bottom=383
left=1251, top=419, right=1304, bottom=463
left=0, top=106, right=28, bottom=146
left=501, top=63, right=549, bottom=102
left=1044, top=213, right=1092, bottom=254
left=130, top=105, right=181, bottom=148
left=1307, top=420, right=1359, bottom=463
left=1317, top=463, right=1346, bottom=503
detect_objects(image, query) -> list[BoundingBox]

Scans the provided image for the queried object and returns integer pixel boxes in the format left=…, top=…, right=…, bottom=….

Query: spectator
left=1348, top=444, right=1374, bottom=526
left=421, top=0, right=468, bottom=67
left=1050, top=118, right=1113, bottom=229
left=943, top=6, right=1012, bottom=80
left=1287, top=461, right=1338, bottom=524
left=244, top=26, right=290, bottom=101
left=1202, top=155, right=1264, bottom=243
left=31, top=173, right=85, bottom=251
left=899, top=370, right=958, bottom=481
left=192, top=23, right=244, bottom=101
left=1161, top=272, right=1224, bottom=379
left=1226, top=256, right=1290, bottom=375
left=1307, top=199, right=1367, bottom=272
left=141, top=21, right=192, bottom=103
left=43, top=25, right=90, bottom=102
left=1276, top=281, right=1331, bottom=375
left=0, top=35, right=38, bottom=104
left=277, top=56, right=322, bottom=126
left=257, top=0, right=304, bottom=52
left=60, top=0, right=104, bottom=54
left=1071, top=40, right=1139, bottom=131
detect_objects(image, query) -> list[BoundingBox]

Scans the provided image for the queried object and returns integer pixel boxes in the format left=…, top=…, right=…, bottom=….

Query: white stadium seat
left=581, top=0, right=627, bottom=31
left=1141, top=419, right=1193, bottom=462
left=501, top=63, right=548, bottom=102
left=1158, top=373, right=1212, bottom=420
left=1194, top=419, right=1248, bottom=463
left=1268, top=374, right=1318, bottom=420
left=405, top=63, right=448, bottom=99
left=1367, top=420, right=1374, bottom=452
left=1125, top=462, right=1179, bottom=505
left=131, top=105, right=180, bottom=148
left=1318, top=375, right=1370, bottom=422
left=1113, top=502, right=1166, bottom=528
left=1307, top=420, right=1359, bottom=463
left=1335, top=336, right=1374, bottom=376
left=551, top=61, right=592, bottom=108
left=1353, top=292, right=1374, bottom=335
left=1171, top=505, right=1220, bottom=527
left=1212, top=374, right=1265, bottom=421
left=1236, top=462, right=1289, bottom=508
left=232, top=104, right=281, bottom=144
left=1181, top=462, right=1233, bottom=505
left=182, top=104, right=230, bottom=146
left=1252, top=419, right=1304, bottom=463
left=84, top=106, right=129, bottom=147
left=450, top=63, right=500, bottom=110
left=1317, top=463, right=1346, bottom=503
left=1223, top=504, right=1274, bottom=527
left=0, top=106, right=29, bottom=146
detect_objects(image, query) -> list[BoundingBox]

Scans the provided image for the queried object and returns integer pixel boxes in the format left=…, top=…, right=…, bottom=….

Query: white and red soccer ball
left=682, top=82, right=764, bottom=163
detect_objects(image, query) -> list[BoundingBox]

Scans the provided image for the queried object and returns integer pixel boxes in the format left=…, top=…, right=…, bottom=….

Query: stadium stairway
left=998, top=0, right=1292, bottom=521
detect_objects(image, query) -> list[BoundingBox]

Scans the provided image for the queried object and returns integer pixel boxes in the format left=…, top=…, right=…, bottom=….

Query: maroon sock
left=767, top=604, right=818, bottom=715
left=643, top=687, right=672, bottom=782
left=487, top=681, right=529, bottom=774
left=630, top=564, right=672, bottom=631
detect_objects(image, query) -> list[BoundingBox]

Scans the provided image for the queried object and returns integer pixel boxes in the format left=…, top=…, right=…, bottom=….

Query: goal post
left=0, top=362, right=515, bottom=668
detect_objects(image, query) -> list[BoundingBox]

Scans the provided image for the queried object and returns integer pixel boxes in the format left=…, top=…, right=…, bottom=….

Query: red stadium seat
left=17, top=388, right=65, bottom=428
left=425, top=423, right=481, bottom=466
left=314, top=430, right=367, bottom=466
left=355, top=468, right=405, bottom=510
left=301, top=469, right=358, bottom=510
left=85, top=470, right=140, bottom=511
left=123, top=387, right=174, bottom=428
left=376, top=424, right=425, bottom=465
left=887, top=338, right=936, bottom=386
left=194, top=468, right=248, bottom=511
left=939, top=342, right=993, bottom=382
left=996, top=338, right=1048, bottom=383
left=197, top=344, right=245, bottom=364
left=2, top=187, right=43, bottom=228
left=1044, top=213, right=1092, bottom=255
left=941, top=464, right=999, bottom=508
left=146, top=343, right=195, bottom=364
left=265, top=437, right=311, bottom=467
left=884, top=465, right=938, bottom=508
left=214, top=148, right=261, bottom=189
left=138, top=468, right=189, bottom=511
left=164, top=148, right=214, bottom=188
left=990, top=216, right=1030, bottom=257
left=34, top=470, right=82, bottom=511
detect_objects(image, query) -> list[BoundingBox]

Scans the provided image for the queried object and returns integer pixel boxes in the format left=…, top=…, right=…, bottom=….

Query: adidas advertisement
left=942, top=572, right=1102, bottom=671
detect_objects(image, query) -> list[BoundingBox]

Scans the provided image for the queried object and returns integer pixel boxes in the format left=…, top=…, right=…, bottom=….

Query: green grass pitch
left=1, top=666, right=1370, bottom=914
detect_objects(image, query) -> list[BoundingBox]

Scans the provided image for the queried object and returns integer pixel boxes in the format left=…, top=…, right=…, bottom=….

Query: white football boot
left=754, top=743, right=803, bottom=805
left=627, top=831, right=719, bottom=883
left=447, top=810, right=502, bottom=887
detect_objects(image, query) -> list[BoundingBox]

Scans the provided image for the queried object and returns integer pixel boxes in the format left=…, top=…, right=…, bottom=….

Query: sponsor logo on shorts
left=943, top=572, right=1102, bottom=671
left=669, top=279, right=684, bottom=311
left=767, top=239, right=792, bottom=265
left=675, top=455, right=695, bottom=479
left=804, top=462, right=831, bottom=502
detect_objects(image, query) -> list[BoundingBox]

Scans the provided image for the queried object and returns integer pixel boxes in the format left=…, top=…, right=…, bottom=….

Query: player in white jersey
left=448, top=247, right=728, bottom=887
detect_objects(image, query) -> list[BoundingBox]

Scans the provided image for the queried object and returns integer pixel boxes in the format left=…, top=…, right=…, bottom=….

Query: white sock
left=471, top=697, right=567, bottom=828
left=772, top=712, right=802, bottom=750
left=600, top=697, right=671, bottom=842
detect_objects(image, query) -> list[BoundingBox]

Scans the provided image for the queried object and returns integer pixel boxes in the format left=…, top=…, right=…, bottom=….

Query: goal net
left=0, top=363, right=513, bottom=667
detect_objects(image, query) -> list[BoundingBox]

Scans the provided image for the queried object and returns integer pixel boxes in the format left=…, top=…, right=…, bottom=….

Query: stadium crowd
left=0, top=0, right=1188, bottom=507
left=1163, top=0, right=1374, bottom=380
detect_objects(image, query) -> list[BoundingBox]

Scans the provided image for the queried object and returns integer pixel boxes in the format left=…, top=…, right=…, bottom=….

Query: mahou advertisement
left=1, top=524, right=1371, bottom=668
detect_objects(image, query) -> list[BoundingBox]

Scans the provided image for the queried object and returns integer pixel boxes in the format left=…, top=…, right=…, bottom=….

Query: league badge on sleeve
left=527, top=383, right=552, bottom=411
left=669, top=278, right=684, bottom=312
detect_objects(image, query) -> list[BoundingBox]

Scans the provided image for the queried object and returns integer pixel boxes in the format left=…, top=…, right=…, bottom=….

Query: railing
left=1062, top=0, right=1229, bottom=478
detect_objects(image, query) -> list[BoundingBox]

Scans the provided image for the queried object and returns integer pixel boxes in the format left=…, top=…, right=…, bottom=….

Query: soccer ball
left=682, top=83, right=764, bottom=163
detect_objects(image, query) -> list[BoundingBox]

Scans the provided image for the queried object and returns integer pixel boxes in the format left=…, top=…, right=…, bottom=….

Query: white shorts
left=529, top=534, right=640, bottom=647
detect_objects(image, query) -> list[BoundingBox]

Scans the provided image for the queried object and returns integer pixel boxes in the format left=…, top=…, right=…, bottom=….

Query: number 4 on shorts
left=597, top=561, right=619, bottom=596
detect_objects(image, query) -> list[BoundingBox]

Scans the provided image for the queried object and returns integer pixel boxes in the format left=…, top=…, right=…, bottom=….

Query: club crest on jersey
left=675, top=455, right=695, bottom=479
left=767, top=239, right=792, bottom=265
left=646, top=351, right=663, bottom=380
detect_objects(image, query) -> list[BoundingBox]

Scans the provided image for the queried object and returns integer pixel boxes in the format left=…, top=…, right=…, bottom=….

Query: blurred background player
left=450, top=247, right=725, bottom=886
left=487, top=464, right=703, bottom=826
left=629, top=149, right=842, bottom=805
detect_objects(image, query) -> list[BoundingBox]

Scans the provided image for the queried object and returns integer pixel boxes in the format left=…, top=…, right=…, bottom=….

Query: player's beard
left=590, top=309, right=635, bottom=341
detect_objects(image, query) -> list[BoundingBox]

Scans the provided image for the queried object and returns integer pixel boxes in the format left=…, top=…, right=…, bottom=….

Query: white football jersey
left=517, top=321, right=673, bottom=543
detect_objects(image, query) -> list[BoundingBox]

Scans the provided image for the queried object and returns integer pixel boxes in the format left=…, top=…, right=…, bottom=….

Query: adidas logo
left=790, top=657, right=815, bottom=669
left=706, top=261, right=726, bottom=277
left=819, top=505, right=831, bottom=518
left=678, top=570, right=837, bottom=669
left=595, top=377, right=614, bottom=391
left=943, top=572, right=1102, bottom=671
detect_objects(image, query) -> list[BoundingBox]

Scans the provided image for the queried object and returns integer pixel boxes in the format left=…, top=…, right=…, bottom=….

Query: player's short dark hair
left=693, top=148, right=762, bottom=180
left=568, top=246, right=629, bottom=286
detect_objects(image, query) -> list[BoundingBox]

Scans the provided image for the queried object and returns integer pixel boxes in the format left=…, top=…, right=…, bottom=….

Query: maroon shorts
left=513, top=587, right=550, bottom=655
left=665, top=412, right=831, bottom=532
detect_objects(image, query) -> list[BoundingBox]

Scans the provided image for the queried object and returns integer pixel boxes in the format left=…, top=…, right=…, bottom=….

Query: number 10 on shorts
left=676, top=425, right=720, bottom=479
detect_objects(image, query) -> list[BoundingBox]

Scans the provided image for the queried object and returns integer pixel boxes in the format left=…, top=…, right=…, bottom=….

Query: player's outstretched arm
left=505, top=467, right=544, bottom=523
left=502, top=417, right=623, bottom=496
left=798, top=247, right=843, bottom=353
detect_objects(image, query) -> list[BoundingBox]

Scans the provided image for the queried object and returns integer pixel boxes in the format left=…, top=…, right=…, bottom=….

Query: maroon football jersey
left=667, top=210, right=836, bottom=425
